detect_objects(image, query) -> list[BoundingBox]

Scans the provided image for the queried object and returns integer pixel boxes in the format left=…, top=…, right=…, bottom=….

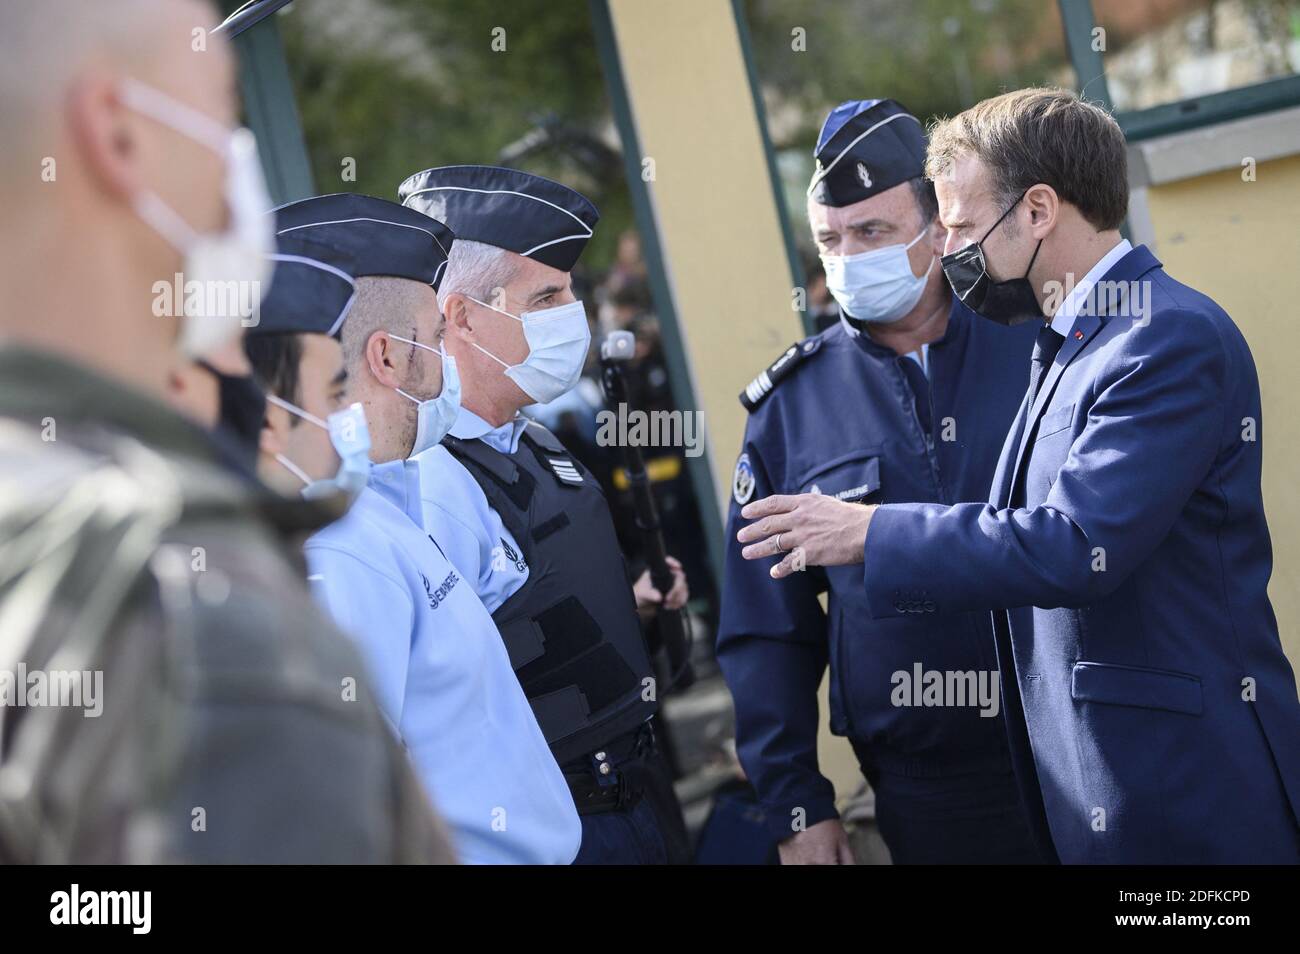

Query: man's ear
left=442, top=293, right=475, bottom=340
left=365, top=330, right=403, bottom=389
left=927, top=216, right=946, bottom=258
left=1025, top=183, right=1059, bottom=238
left=67, top=70, right=141, bottom=201
left=259, top=402, right=285, bottom=457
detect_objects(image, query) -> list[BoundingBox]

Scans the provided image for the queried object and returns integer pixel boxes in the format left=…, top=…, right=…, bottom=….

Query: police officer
left=717, top=99, right=1042, bottom=864
left=398, top=165, right=690, bottom=864
left=265, top=193, right=583, bottom=864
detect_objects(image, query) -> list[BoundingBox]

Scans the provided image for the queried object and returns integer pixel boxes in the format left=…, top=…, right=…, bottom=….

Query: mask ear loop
left=264, top=393, right=329, bottom=485
left=904, top=223, right=939, bottom=279
left=119, top=77, right=236, bottom=154
left=459, top=299, right=521, bottom=370
left=265, top=392, right=328, bottom=429
left=274, top=453, right=312, bottom=486
left=466, top=296, right=524, bottom=323
left=388, top=333, right=450, bottom=401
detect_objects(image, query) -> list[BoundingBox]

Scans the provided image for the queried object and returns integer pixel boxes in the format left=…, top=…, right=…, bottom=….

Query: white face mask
left=388, top=333, right=461, bottom=457
left=120, top=78, right=276, bottom=359
left=466, top=296, right=591, bottom=405
left=266, top=395, right=372, bottom=501
left=821, top=226, right=934, bottom=324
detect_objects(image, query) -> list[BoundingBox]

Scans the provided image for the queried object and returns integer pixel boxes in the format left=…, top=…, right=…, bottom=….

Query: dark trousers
left=573, top=797, right=668, bottom=865
left=865, top=765, right=1046, bottom=864
left=570, top=726, right=691, bottom=865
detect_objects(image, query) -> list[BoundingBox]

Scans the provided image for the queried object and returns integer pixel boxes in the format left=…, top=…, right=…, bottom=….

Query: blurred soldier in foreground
left=0, top=0, right=451, bottom=862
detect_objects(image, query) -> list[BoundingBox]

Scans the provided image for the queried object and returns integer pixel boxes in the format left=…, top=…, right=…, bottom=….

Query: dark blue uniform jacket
left=718, top=300, right=1037, bottom=839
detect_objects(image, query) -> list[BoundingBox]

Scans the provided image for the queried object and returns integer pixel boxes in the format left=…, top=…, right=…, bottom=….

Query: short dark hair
left=925, top=87, right=1128, bottom=231
left=908, top=176, right=938, bottom=226
left=244, top=333, right=303, bottom=424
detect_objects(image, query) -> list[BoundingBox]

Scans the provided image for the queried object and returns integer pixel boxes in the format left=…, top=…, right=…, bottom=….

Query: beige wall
left=1144, top=154, right=1300, bottom=665
left=606, top=0, right=805, bottom=515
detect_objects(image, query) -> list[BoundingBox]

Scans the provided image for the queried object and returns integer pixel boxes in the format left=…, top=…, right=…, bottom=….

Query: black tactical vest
left=442, top=422, right=657, bottom=765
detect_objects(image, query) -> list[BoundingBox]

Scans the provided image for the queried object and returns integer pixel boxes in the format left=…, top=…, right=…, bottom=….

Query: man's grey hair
left=436, top=239, right=521, bottom=312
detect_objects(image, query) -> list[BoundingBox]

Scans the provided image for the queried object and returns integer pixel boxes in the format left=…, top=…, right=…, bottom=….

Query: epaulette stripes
left=738, top=337, right=821, bottom=411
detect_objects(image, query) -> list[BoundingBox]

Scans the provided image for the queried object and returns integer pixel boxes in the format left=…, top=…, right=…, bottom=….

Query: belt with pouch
left=563, top=723, right=655, bottom=816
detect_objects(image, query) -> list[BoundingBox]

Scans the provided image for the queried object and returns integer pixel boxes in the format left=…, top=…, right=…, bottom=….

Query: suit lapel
left=1007, top=312, right=1104, bottom=492
left=1005, top=245, right=1163, bottom=499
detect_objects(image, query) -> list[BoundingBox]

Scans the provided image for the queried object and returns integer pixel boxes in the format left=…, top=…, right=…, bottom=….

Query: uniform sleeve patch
left=732, top=453, right=756, bottom=505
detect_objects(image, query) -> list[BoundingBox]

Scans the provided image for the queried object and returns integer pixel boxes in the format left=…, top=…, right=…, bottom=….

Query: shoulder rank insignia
left=739, top=337, right=821, bottom=411
left=544, top=453, right=584, bottom=485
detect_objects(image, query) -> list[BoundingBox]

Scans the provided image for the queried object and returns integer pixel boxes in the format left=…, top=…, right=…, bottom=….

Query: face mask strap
left=387, top=332, right=445, bottom=357
left=905, top=225, right=933, bottom=251
left=471, top=341, right=512, bottom=370
left=979, top=188, right=1031, bottom=246
left=274, top=452, right=312, bottom=486
left=133, top=190, right=201, bottom=252
left=1023, top=237, right=1044, bottom=280
left=466, top=296, right=524, bottom=323
left=266, top=392, right=328, bottom=430
left=119, top=77, right=234, bottom=155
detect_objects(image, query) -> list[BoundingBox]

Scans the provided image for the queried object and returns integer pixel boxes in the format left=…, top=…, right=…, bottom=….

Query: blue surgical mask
left=821, top=226, right=934, bottom=324
left=389, top=333, right=461, bottom=457
left=266, top=395, right=372, bottom=500
left=467, top=297, right=591, bottom=405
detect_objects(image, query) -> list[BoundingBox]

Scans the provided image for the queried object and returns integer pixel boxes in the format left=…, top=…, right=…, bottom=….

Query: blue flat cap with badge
left=808, top=99, right=927, bottom=208
left=272, top=192, right=454, bottom=287
left=248, top=233, right=358, bottom=339
left=397, top=165, right=599, bottom=273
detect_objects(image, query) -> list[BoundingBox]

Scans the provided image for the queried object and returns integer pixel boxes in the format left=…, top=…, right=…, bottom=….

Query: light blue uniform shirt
left=410, top=408, right=531, bottom=613
left=303, top=461, right=580, bottom=865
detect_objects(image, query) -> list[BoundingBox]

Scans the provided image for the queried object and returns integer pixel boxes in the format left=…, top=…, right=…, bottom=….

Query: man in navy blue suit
left=737, top=87, right=1300, bottom=863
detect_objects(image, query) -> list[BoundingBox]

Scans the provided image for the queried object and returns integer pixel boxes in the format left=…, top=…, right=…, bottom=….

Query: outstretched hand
left=736, top=493, right=875, bottom=579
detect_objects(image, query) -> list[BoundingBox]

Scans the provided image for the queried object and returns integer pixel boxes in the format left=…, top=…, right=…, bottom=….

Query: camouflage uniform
left=0, top=347, right=454, bottom=863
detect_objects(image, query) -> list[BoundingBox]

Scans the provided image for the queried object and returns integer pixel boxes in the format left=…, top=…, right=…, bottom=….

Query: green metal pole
left=221, top=2, right=315, bottom=204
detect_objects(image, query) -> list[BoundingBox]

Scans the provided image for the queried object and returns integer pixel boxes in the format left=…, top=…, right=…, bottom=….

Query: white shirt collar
left=449, top=406, right=528, bottom=454
left=1048, top=238, right=1133, bottom=336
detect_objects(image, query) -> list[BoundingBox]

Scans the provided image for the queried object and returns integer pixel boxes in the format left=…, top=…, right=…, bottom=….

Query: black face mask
left=198, top=361, right=266, bottom=467
left=941, top=191, right=1044, bottom=326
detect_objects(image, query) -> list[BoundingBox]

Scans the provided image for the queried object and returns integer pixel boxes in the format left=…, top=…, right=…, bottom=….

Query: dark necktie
left=1029, top=323, right=1064, bottom=401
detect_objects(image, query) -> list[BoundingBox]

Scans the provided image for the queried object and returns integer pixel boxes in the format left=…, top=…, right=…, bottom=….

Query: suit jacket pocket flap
left=1035, top=402, right=1076, bottom=441
left=1071, top=660, right=1202, bottom=715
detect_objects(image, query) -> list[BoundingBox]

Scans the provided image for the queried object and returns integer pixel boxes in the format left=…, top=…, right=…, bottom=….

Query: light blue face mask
left=821, top=226, right=935, bottom=324
left=466, top=296, right=591, bottom=405
left=389, top=333, right=461, bottom=457
left=266, top=395, right=372, bottom=500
